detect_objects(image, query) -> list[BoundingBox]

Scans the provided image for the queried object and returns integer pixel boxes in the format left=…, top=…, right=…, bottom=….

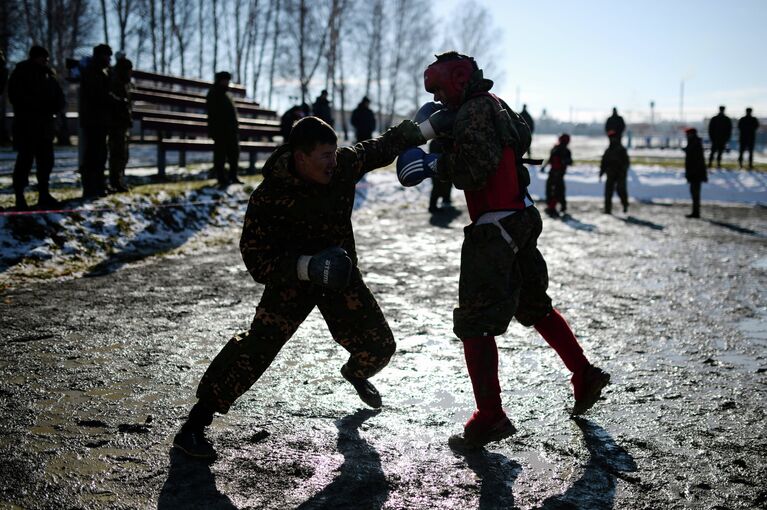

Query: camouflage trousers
left=196, top=268, right=396, bottom=414
left=454, top=206, right=553, bottom=338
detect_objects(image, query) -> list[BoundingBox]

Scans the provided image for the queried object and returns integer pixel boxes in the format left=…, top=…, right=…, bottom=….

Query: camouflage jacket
left=240, top=121, right=424, bottom=287
left=600, top=143, right=629, bottom=177
left=435, top=71, right=528, bottom=191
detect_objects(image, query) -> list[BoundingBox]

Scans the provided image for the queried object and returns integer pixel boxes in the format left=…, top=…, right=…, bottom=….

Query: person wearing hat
left=7, top=45, right=66, bottom=210
left=108, top=57, right=133, bottom=192
left=683, top=127, right=707, bottom=218
left=599, top=129, right=631, bottom=214
left=540, top=133, right=573, bottom=217
left=171, top=115, right=427, bottom=459
left=206, top=71, right=242, bottom=187
left=351, top=96, right=375, bottom=143
left=80, top=43, right=115, bottom=198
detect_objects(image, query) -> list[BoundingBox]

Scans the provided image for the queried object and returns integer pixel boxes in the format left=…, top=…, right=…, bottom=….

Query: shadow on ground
left=157, top=449, right=236, bottom=510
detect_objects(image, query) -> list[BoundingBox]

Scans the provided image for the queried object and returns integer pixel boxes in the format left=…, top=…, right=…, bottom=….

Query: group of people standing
left=5, top=44, right=133, bottom=210
left=707, top=105, right=760, bottom=170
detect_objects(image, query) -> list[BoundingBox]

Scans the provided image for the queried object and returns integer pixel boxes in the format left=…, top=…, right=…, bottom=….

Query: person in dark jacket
left=737, top=108, right=760, bottom=169
left=351, top=96, right=376, bottom=142
left=540, top=134, right=573, bottom=217
left=605, top=107, right=625, bottom=138
left=600, top=130, right=631, bottom=214
left=171, top=116, right=426, bottom=459
left=312, top=89, right=334, bottom=126
left=79, top=44, right=114, bottom=198
left=707, top=106, right=732, bottom=168
left=108, top=57, right=133, bottom=192
left=520, top=104, right=534, bottom=156
left=8, top=46, right=66, bottom=210
left=280, top=105, right=305, bottom=140
left=684, top=128, right=707, bottom=218
left=207, top=71, right=242, bottom=187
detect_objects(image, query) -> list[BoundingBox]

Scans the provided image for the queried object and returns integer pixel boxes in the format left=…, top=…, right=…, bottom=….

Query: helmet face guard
left=424, top=59, right=475, bottom=109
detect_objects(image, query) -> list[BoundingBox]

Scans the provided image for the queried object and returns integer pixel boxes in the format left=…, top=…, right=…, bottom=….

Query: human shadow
left=296, top=408, right=388, bottom=510
left=157, top=448, right=237, bottom=510
left=448, top=442, right=522, bottom=509
left=428, top=206, right=462, bottom=228
left=618, top=215, right=664, bottom=231
left=559, top=213, right=597, bottom=232
left=537, top=417, right=637, bottom=510
left=703, top=218, right=763, bottom=237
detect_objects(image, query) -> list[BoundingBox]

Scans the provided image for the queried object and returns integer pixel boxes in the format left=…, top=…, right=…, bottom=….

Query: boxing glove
left=297, top=246, right=352, bottom=291
left=396, top=147, right=439, bottom=187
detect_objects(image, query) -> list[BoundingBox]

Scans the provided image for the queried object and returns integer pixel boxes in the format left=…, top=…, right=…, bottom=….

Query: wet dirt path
left=1, top=199, right=766, bottom=509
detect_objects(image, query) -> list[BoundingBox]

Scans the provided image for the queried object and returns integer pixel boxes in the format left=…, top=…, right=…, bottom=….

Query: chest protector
left=464, top=93, right=533, bottom=222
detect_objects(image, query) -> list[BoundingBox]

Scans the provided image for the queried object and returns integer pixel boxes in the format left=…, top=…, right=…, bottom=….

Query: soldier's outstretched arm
left=337, top=120, right=426, bottom=180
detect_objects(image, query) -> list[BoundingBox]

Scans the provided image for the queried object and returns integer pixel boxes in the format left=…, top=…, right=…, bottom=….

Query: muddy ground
left=1, top=197, right=766, bottom=509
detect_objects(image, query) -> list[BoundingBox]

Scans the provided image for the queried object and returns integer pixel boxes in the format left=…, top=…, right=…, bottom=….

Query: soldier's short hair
left=289, top=116, right=337, bottom=154
left=93, top=44, right=113, bottom=57
left=29, top=46, right=49, bottom=59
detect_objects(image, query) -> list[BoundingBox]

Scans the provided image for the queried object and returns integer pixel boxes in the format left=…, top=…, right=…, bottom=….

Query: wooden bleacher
left=130, top=70, right=280, bottom=177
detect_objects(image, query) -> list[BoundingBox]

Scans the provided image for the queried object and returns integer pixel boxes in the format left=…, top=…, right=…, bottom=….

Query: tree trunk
left=197, top=0, right=204, bottom=78
left=267, top=0, right=280, bottom=107
left=100, top=0, right=110, bottom=45
left=212, top=0, right=218, bottom=73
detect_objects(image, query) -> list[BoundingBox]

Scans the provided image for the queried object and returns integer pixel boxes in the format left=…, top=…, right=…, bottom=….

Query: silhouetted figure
left=108, top=57, right=133, bottom=192
left=351, top=96, right=376, bottom=142
left=0, top=49, right=9, bottom=144
left=707, top=105, right=732, bottom=168
left=605, top=107, right=625, bottom=138
left=600, top=130, right=630, bottom=214
left=312, top=89, right=334, bottom=127
left=428, top=137, right=452, bottom=213
left=7, top=46, right=66, bottom=210
left=737, top=107, right=759, bottom=169
left=79, top=44, right=114, bottom=198
left=206, top=71, right=242, bottom=187
left=540, top=133, right=572, bottom=217
left=684, top=127, right=707, bottom=218
left=520, top=104, right=534, bottom=156
left=280, top=105, right=305, bottom=140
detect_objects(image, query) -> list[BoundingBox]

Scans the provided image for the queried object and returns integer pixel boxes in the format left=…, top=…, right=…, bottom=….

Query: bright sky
left=443, top=0, right=767, bottom=124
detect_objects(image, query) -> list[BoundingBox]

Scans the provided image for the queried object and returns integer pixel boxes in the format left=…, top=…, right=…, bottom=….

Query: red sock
left=534, top=309, right=588, bottom=373
left=462, top=336, right=503, bottom=414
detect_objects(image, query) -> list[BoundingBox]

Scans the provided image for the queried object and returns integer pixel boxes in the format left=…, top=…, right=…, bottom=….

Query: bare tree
left=443, top=0, right=504, bottom=84
left=196, top=0, right=204, bottom=77
left=282, top=0, right=330, bottom=104
left=267, top=0, right=280, bottom=106
left=211, top=0, right=218, bottom=72
left=169, top=0, right=193, bottom=75
left=252, top=0, right=276, bottom=100
left=99, top=0, right=110, bottom=45
left=113, top=0, right=134, bottom=52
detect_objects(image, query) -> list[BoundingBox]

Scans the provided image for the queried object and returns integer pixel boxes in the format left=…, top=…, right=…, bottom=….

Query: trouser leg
left=213, top=140, right=227, bottom=183
left=226, top=138, right=240, bottom=180
left=533, top=309, right=588, bottom=373
left=461, top=336, right=502, bottom=413
left=616, top=176, right=628, bottom=211
left=604, top=177, right=615, bottom=212
left=690, top=181, right=701, bottom=216
left=34, top=137, right=55, bottom=197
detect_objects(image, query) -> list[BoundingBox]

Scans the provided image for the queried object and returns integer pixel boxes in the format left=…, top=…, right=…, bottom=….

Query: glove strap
left=418, top=121, right=436, bottom=140
left=297, top=255, right=311, bottom=281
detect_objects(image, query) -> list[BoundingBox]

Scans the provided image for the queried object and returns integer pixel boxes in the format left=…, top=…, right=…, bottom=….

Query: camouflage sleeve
left=435, top=97, right=501, bottom=190
left=336, top=120, right=426, bottom=181
left=239, top=191, right=301, bottom=287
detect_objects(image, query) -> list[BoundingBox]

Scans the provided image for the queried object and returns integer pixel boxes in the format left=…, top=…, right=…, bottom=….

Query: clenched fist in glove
left=297, top=246, right=352, bottom=291
left=414, top=102, right=456, bottom=140
left=396, top=147, right=439, bottom=187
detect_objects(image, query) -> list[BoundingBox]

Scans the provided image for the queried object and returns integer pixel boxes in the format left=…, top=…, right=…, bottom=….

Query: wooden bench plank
left=132, top=69, right=247, bottom=98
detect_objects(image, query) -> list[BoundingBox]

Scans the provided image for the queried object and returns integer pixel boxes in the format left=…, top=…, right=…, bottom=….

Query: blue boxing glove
left=396, top=147, right=439, bottom=187
left=414, top=102, right=443, bottom=124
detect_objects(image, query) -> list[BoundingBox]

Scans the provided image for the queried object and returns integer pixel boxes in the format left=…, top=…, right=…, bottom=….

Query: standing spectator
left=520, top=104, right=534, bottom=156
left=206, top=71, right=242, bottom=187
left=604, top=107, right=626, bottom=139
left=600, top=130, right=631, bottom=214
left=108, top=57, right=133, bottom=192
left=312, top=89, right=334, bottom=126
left=79, top=44, right=114, bottom=198
left=280, top=105, right=305, bottom=140
left=0, top=49, right=10, bottom=144
left=171, top=116, right=426, bottom=459
left=539, top=134, right=573, bottom=218
left=707, top=106, right=732, bottom=168
left=737, top=108, right=760, bottom=169
left=683, top=128, right=707, bottom=218
left=7, top=46, right=65, bottom=210
left=351, top=96, right=375, bottom=143
left=428, top=137, right=452, bottom=213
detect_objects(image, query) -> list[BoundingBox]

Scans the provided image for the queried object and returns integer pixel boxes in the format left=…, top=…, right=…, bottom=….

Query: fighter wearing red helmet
left=398, top=51, right=610, bottom=448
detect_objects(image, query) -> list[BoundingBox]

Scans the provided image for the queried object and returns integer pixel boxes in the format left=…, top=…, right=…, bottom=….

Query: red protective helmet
left=424, top=53, right=477, bottom=109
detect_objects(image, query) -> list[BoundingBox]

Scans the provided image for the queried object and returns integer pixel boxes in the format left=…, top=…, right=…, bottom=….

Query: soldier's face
left=296, top=143, right=337, bottom=185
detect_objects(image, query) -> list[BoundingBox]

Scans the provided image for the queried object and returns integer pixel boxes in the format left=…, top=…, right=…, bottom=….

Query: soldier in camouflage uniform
left=600, top=129, right=630, bottom=214
left=108, top=57, right=133, bottom=192
left=397, top=52, right=610, bottom=449
left=173, top=115, right=426, bottom=459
